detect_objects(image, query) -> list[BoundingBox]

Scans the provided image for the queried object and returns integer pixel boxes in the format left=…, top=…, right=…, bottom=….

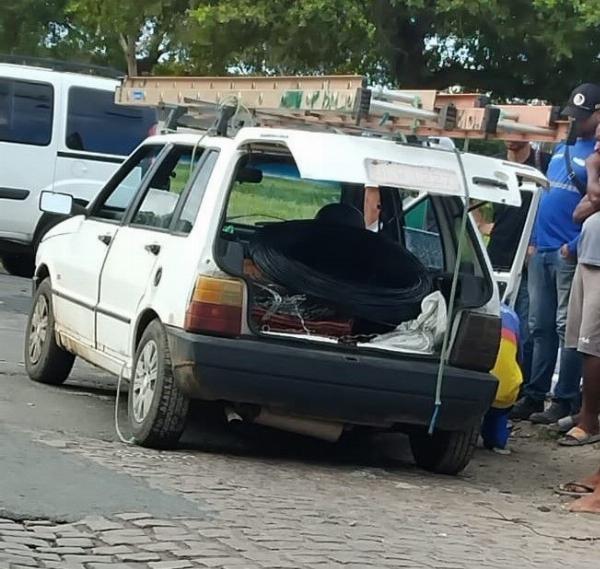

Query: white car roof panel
left=234, top=128, right=527, bottom=206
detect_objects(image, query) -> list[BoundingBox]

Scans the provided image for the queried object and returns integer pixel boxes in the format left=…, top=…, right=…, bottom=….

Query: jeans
left=525, top=249, right=582, bottom=410
left=514, top=271, right=533, bottom=384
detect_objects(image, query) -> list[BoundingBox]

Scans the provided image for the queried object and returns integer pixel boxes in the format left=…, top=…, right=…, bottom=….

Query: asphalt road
left=0, top=272, right=201, bottom=521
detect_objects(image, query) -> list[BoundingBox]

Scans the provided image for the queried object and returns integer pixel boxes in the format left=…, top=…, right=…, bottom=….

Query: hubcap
left=132, top=340, right=158, bottom=423
left=28, top=295, right=49, bottom=365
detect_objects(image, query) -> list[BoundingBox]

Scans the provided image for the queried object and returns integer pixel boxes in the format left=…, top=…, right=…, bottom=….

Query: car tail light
left=449, top=311, right=501, bottom=372
left=184, top=276, right=244, bottom=336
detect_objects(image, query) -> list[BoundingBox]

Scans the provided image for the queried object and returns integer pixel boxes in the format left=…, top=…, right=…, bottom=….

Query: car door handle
left=98, top=234, right=112, bottom=246
left=144, top=244, right=161, bottom=255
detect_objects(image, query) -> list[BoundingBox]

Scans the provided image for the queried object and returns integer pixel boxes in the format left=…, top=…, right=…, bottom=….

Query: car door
left=96, top=144, right=209, bottom=359
left=52, top=144, right=164, bottom=348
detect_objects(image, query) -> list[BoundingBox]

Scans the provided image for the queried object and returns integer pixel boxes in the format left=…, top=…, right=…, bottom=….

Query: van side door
left=0, top=73, right=59, bottom=245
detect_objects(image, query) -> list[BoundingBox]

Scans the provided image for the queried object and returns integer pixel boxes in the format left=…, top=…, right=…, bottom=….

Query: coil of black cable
left=249, top=220, right=432, bottom=325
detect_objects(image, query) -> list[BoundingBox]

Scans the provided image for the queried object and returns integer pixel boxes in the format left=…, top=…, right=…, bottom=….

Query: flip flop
left=556, top=481, right=596, bottom=497
left=558, top=426, right=600, bottom=447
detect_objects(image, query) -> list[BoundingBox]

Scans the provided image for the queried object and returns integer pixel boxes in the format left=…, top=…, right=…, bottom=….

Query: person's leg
left=576, top=356, right=600, bottom=434
left=553, top=253, right=583, bottom=413
left=514, top=271, right=532, bottom=384
left=523, top=252, right=559, bottom=401
left=575, top=265, right=600, bottom=434
left=531, top=251, right=581, bottom=423
left=570, top=472, right=600, bottom=513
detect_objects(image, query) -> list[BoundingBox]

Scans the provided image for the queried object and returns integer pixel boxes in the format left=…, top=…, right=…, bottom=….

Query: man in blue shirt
left=511, top=83, right=600, bottom=423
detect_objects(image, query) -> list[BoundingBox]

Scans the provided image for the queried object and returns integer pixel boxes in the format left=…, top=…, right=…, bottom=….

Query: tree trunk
left=119, top=33, right=138, bottom=76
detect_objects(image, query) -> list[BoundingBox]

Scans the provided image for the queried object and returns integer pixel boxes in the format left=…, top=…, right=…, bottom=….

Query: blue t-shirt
left=533, top=138, right=596, bottom=254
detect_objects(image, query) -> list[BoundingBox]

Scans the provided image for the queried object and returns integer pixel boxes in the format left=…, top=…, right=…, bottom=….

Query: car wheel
left=128, top=319, right=189, bottom=449
left=409, top=423, right=479, bottom=475
left=25, top=278, right=75, bottom=384
left=1, top=254, right=34, bottom=278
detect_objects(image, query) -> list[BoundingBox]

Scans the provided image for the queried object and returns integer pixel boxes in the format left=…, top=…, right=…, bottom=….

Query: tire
left=24, top=278, right=75, bottom=385
left=1, top=253, right=34, bottom=278
left=409, top=423, right=479, bottom=475
left=128, top=319, right=189, bottom=448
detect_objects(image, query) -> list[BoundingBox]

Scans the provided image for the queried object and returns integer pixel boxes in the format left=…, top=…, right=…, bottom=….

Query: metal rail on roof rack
left=115, top=74, right=570, bottom=142
left=0, top=54, right=123, bottom=79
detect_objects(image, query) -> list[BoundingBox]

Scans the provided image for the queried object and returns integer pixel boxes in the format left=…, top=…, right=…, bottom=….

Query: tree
left=66, top=0, right=191, bottom=75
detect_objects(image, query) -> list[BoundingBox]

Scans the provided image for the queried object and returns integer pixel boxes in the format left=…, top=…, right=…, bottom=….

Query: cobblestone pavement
left=1, top=429, right=599, bottom=569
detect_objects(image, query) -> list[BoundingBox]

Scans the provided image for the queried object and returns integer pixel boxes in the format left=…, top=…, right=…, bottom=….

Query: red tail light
left=184, top=276, right=244, bottom=336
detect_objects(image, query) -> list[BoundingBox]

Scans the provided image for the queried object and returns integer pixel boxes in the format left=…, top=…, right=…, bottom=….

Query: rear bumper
left=166, top=327, right=498, bottom=431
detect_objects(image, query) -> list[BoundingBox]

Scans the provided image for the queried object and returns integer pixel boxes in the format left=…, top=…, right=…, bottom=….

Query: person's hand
left=526, top=245, right=536, bottom=264
left=560, top=243, right=574, bottom=260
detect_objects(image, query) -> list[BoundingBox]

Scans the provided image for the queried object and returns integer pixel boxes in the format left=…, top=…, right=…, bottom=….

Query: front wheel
left=25, top=278, right=75, bottom=384
left=409, top=424, right=479, bottom=475
left=128, top=320, right=189, bottom=448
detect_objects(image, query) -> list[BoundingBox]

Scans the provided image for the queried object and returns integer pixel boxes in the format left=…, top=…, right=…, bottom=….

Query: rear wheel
left=25, top=278, right=75, bottom=384
left=409, top=423, right=479, bottom=475
left=1, top=253, right=34, bottom=278
left=128, top=320, right=189, bottom=448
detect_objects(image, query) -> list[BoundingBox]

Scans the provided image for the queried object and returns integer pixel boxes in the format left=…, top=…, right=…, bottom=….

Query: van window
left=0, top=79, right=53, bottom=146
left=66, top=87, right=157, bottom=156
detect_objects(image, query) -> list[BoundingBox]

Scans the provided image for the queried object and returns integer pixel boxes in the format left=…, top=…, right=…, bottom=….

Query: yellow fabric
left=490, top=337, right=523, bottom=409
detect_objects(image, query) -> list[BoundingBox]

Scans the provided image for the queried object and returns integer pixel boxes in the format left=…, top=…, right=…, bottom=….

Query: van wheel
left=1, top=254, right=34, bottom=278
left=25, top=278, right=75, bottom=384
left=409, top=424, right=479, bottom=475
left=128, top=320, right=189, bottom=449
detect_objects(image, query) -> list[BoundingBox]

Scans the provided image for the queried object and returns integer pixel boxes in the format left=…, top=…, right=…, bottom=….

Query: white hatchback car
left=26, top=127, right=545, bottom=474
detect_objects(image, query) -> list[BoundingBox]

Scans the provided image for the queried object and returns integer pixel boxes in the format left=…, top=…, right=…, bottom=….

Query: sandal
left=558, top=426, right=600, bottom=447
left=556, top=481, right=596, bottom=497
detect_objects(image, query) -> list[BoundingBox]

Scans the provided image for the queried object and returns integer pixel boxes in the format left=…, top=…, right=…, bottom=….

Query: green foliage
left=2, top=0, right=600, bottom=104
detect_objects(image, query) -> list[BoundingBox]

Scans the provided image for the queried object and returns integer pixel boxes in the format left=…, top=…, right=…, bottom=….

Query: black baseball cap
left=562, top=83, right=600, bottom=120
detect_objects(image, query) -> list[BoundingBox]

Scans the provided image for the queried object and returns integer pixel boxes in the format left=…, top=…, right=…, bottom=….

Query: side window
left=131, top=146, right=201, bottom=230
left=92, top=145, right=163, bottom=222
left=404, top=197, right=444, bottom=270
left=66, top=87, right=157, bottom=156
left=175, top=151, right=219, bottom=234
left=0, top=79, right=53, bottom=146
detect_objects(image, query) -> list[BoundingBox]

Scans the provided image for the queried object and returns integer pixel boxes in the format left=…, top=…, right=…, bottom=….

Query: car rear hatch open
left=210, top=129, right=541, bottom=364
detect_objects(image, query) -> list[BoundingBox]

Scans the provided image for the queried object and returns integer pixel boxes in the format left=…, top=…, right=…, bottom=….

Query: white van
left=0, top=60, right=157, bottom=275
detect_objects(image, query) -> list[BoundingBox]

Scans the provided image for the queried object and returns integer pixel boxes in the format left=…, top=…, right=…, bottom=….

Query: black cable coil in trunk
left=249, top=221, right=433, bottom=325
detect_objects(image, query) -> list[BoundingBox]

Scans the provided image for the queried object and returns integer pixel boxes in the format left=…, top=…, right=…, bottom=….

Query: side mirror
left=39, top=191, right=74, bottom=216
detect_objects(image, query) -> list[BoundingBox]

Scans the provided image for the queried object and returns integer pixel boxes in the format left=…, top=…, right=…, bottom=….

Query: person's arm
left=586, top=148, right=600, bottom=206
left=574, top=195, right=600, bottom=223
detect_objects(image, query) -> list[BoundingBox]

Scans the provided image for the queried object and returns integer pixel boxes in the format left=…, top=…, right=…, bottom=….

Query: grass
left=226, top=175, right=341, bottom=225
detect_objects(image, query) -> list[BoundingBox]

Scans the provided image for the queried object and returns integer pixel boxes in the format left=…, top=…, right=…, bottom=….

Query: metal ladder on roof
left=115, top=74, right=570, bottom=142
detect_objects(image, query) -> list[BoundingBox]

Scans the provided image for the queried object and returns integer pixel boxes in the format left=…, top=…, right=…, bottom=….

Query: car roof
left=143, top=127, right=547, bottom=205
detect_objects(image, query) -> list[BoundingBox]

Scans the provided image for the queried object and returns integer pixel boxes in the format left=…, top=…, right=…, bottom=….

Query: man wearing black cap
left=511, top=83, right=600, bottom=424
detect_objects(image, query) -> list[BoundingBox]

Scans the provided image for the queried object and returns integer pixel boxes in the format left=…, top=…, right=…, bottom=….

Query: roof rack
left=115, top=74, right=571, bottom=142
left=0, top=54, right=123, bottom=79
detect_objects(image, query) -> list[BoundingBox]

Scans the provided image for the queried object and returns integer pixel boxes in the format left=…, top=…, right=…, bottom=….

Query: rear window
left=0, top=78, right=53, bottom=146
left=66, top=87, right=157, bottom=156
